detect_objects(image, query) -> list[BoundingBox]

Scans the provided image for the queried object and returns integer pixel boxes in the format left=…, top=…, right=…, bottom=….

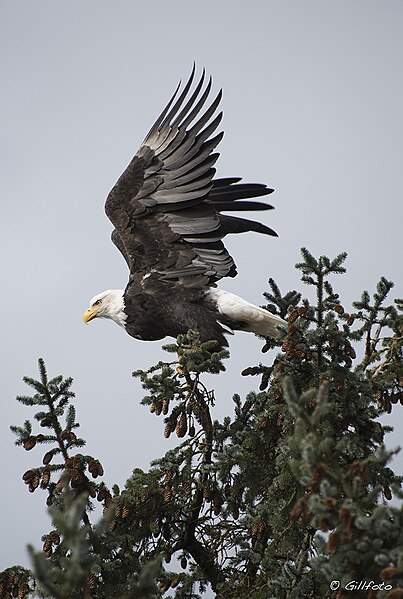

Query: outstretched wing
left=105, top=67, right=275, bottom=287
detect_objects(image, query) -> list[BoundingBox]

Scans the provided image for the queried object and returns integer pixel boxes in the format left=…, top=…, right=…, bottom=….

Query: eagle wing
left=105, top=67, right=275, bottom=288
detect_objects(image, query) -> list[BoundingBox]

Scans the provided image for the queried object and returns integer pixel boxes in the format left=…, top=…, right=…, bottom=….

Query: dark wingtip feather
left=213, top=201, right=274, bottom=212
left=210, top=181, right=274, bottom=207
left=220, top=214, right=278, bottom=237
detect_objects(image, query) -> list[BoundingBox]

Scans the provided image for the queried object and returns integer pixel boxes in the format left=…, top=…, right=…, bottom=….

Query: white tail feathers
left=206, top=288, right=286, bottom=339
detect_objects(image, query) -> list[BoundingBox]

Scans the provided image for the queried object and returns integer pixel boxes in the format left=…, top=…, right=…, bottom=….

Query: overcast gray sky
left=1, top=0, right=402, bottom=571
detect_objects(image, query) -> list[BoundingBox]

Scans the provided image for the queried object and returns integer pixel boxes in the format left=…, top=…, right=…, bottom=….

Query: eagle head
left=83, top=290, right=126, bottom=327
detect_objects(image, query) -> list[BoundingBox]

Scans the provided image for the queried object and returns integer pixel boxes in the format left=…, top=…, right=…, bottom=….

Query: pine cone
left=29, top=473, right=40, bottom=493
left=67, top=431, right=77, bottom=444
left=60, top=430, right=70, bottom=441
left=71, top=455, right=83, bottom=469
left=171, top=575, right=181, bottom=588
left=23, top=437, right=36, bottom=451
left=164, top=419, right=175, bottom=438
left=41, top=468, right=51, bottom=487
left=212, top=491, right=223, bottom=510
left=98, top=488, right=106, bottom=501
left=258, top=415, right=269, bottom=430
left=22, top=470, right=34, bottom=484
left=42, top=536, right=52, bottom=556
left=183, top=479, right=192, bottom=496
left=88, top=458, right=104, bottom=478
left=43, top=451, right=54, bottom=465
left=49, top=531, right=60, bottom=545
left=86, top=573, right=97, bottom=590
left=55, top=477, right=66, bottom=493
left=288, top=308, right=299, bottom=323
left=122, top=504, right=131, bottom=518
left=18, top=582, right=30, bottom=598
left=40, top=415, right=53, bottom=427
left=176, top=413, right=187, bottom=438
left=114, top=502, right=122, bottom=518
left=163, top=469, right=174, bottom=484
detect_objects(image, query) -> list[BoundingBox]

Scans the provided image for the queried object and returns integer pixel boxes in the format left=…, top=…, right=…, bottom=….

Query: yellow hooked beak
left=82, top=306, right=99, bottom=324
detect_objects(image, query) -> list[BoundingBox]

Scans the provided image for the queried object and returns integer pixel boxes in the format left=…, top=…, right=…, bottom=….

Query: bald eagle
left=83, top=68, right=286, bottom=349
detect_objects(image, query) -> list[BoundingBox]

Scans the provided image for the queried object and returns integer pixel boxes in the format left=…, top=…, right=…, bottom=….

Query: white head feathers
left=85, top=289, right=126, bottom=328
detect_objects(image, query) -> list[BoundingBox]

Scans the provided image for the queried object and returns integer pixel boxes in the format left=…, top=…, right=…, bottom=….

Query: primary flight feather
left=83, top=67, right=286, bottom=349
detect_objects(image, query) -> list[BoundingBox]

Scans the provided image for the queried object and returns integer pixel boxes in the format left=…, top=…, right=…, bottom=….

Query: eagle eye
left=93, top=299, right=102, bottom=306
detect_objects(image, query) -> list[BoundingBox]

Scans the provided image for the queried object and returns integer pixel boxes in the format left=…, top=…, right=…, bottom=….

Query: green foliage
left=3, top=249, right=403, bottom=599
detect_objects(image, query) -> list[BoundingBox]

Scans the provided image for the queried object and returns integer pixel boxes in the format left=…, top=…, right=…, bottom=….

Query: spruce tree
left=2, top=249, right=403, bottom=599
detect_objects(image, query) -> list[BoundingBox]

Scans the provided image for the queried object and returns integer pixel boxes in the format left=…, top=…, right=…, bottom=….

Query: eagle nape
left=83, top=67, right=286, bottom=351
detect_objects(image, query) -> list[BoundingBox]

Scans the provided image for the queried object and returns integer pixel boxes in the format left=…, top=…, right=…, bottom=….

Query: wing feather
left=104, top=69, right=277, bottom=288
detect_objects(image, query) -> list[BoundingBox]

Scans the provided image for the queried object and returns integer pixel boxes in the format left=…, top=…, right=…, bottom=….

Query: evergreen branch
left=5, top=249, right=403, bottom=599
